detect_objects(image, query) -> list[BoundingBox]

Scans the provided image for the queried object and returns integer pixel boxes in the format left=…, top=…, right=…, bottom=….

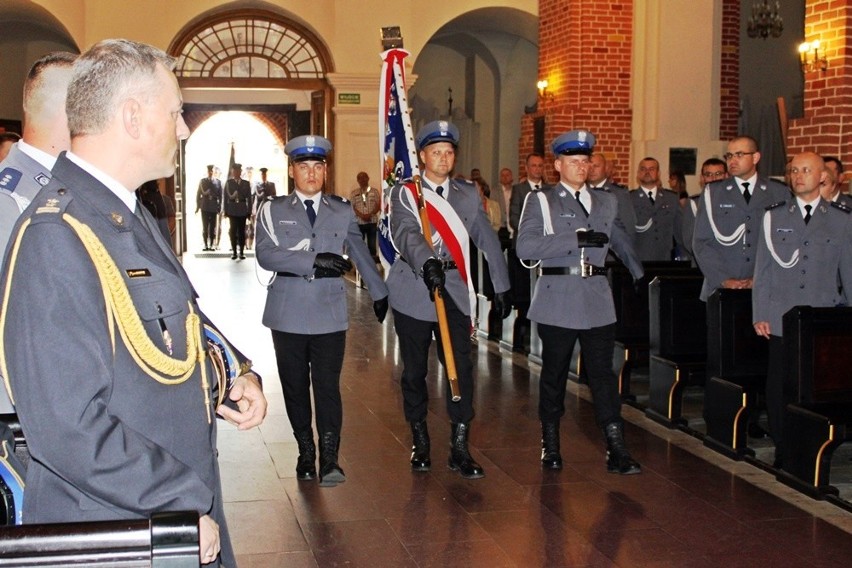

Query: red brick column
left=520, top=0, right=633, bottom=184
left=786, top=0, right=852, bottom=165
left=720, top=0, right=740, bottom=140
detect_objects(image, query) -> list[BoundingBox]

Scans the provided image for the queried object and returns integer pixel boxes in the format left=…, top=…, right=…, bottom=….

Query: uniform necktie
left=742, top=182, right=751, bottom=204
left=436, top=186, right=444, bottom=197
left=804, top=204, right=812, bottom=224
left=647, top=190, right=655, bottom=206
left=575, top=191, right=589, bottom=217
left=534, top=184, right=540, bottom=191
left=305, top=199, right=316, bottom=226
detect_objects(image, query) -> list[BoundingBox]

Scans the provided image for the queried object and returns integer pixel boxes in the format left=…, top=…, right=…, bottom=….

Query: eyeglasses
left=723, top=151, right=756, bottom=160
left=701, top=171, right=726, bottom=178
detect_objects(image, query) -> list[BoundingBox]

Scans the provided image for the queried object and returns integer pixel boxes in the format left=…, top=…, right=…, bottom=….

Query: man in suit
left=196, top=164, right=222, bottom=251
left=387, top=120, right=510, bottom=479
left=496, top=166, right=513, bottom=239
left=508, top=152, right=549, bottom=352
left=752, top=151, right=852, bottom=467
left=0, top=39, right=267, bottom=566
left=629, top=157, right=683, bottom=261
left=681, top=158, right=728, bottom=262
left=692, top=136, right=791, bottom=301
left=517, top=129, right=644, bottom=475
left=255, top=135, right=388, bottom=487
left=223, top=162, right=252, bottom=259
left=588, top=152, right=637, bottom=249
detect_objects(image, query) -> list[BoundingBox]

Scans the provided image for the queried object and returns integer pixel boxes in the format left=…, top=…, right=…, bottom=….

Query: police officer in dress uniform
left=628, top=157, right=684, bottom=261
left=693, top=136, right=791, bottom=301
left=387, top=120, right=511, bottom=479
left=223, top=163, right=252, bottom=259
left=196, top=164, right=222, bottom=251
left=517, top=130, right=644, bottom=474
left=255, top=135, right=389, bottom=487
left=253, top=167, right=277, bottom=215
left=752, top=151, right=852, bottom=467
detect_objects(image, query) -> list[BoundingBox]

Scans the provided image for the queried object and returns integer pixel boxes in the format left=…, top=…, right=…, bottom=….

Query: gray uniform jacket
left=517, top=183, right=644, bottom=329
left=592, top=182, right=637, bottom=245
left=196, top=177, right=222, bottom=213
left=223, top=177, right=251, bottom=216
left=693, top=176, right=790, bottom=300
left=1, top=155, right=243, bottom=566
left=752, top=199, right=852, bottom=336
left=256, top=193, right=388, bottom=335
left=386, top=178, right=510, bottom=322
left=630, top=187, right=683, bottom=261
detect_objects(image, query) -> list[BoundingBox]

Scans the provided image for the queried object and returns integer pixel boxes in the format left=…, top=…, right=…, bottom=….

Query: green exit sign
left=338, top=93, right=361, bottom=105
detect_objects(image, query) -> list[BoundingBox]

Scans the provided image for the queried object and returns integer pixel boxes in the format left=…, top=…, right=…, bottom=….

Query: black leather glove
left=492, top=291, right=512, bottom=319
left=421, top=258, right=445, bottom=299
left=373, top=297, right=389, bottom=323
left=576, top=230, right=609, bottom=248
left=313, top=252, right=353, bottom=277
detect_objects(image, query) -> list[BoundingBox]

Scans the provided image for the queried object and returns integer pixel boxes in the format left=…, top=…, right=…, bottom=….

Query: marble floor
left=186, top=254, right=852, bottom=567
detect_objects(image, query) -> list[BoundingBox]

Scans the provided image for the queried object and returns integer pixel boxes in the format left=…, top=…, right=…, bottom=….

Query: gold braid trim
left=0, top=218, right=34, bottom=406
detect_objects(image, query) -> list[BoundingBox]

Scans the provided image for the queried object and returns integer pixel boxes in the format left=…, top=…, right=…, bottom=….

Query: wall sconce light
left=799, top=40, right=828, bottom=73
left=537, top=79, right=554, bottom=103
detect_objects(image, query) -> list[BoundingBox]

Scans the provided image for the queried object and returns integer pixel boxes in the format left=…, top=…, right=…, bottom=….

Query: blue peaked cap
left=416, top=120, right=459, bottom=150
left=285, top=135, right=332, bottom=162
left=551, top=130, right=596, bottom=156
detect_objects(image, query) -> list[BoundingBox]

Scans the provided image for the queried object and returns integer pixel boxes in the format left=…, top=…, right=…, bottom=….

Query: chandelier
left=747, top=0, right=783, bottom=39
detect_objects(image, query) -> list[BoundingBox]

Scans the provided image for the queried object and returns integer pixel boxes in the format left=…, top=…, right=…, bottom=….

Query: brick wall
left=786, top=0, right=852, bottom=165
left=720, top=0, right=740, bottom=139
left=521, top=0, right=633, bottom=185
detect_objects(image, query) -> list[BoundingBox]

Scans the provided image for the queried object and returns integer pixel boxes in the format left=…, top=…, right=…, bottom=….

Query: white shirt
left=796, top=195, right=820, bottom=219
left=562, top=182, right=591, bottom=213
left=66, top=151, right=138, bottom=213
left=736, top=173, right=758, bottom=196
left=294, top=190, right=322, bottom=214
left=18, top=139, right=57, bottom=171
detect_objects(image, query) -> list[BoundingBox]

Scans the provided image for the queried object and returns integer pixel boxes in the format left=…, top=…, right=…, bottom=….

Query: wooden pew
left=0, top=511, right=199, bottom=566
left=644, top=275, right=707, bottom=428
left=606, top=261, right=698, bottom=401
left=702, top=289, right=769, bottom=459
left=776, top=306, right=852, bottom=501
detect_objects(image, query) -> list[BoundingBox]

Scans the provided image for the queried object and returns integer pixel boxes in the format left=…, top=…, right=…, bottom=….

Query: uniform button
left=312, top=233, right=317, bottom=238
left=803, top=255, right=808, bottom=260
left=310, top=248, right=315, bottom=252
left=803, top=241, right=809, bottom=246
left=801, top=269, right=806, bottom=274
left=746, top=216, right=751, bottom=221
left=800, top=284, right=805, bottom=289
left=746, top=257, right=751, bottom=262
left=57, top=188, right=66, bottom=195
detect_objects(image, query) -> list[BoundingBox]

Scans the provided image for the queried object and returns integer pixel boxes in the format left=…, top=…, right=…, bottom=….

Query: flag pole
left=378, top=31, right=460, bottom=402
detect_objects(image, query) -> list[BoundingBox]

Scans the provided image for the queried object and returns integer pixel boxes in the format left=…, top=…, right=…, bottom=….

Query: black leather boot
left=448, top=423, right=484, bottom=479
left=318, top=432, right=346, bottom=487
left=604, top=422, right=641, bottom=475
left=294, top=430, right=316, bottom=481
left=410, top=420, right=431, bottom=472
left=540, top=421, right=563, bottom=470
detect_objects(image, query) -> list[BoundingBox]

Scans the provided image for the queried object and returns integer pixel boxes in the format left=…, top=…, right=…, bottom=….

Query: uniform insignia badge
left=558, top=189, right=566, bottom=197
left=35, top=198, right=60, bottom=214
left=111, top=212, right=125, bottom=226
left=306, top=135, right=316, bottom=149
left=35, top=172, right=50, bottom=186
left=578, top=131, right=587, bottom=143
left=0, top=167, right=22, bottom=192
left=438, top=120, right=449, bottom=134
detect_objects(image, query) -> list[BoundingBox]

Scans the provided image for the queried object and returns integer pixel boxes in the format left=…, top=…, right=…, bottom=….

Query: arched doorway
left=168, top=6, right=334, bottom=255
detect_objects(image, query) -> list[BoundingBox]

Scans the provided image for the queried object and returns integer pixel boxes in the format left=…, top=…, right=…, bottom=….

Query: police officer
left=253, top=167, right=277, bottom=214
left=223, top=162, right=252, bottom=259
left=628, top=157, right=683, bottom=261
left=387, top=120, right=510, bottom=479
left=693, top=136, right=790, bottom=301
left=752, top=151, right=852, bottom=468
left=255, top=135, right=389, bottom=487
left=196, top=164, right=222, bottom=251
left=517, top=130, right=644, bottom=474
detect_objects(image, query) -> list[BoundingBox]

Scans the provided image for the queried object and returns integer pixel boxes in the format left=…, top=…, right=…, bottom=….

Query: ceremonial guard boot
left=604, top=422, right=641, bottom=475
left=448, top=423, right=484, bottom=479
left=540, top=421, right=563, bottom=469
left=410, top=420, right=431, bottom=472
left=294, top=430, right=317, bottom=481
left=318, top=432, right=346, bottom=487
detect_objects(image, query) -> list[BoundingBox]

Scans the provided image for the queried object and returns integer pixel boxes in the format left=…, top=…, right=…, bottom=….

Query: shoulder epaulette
left=765, top=200, right=786, bottom=211
left=830, top=200, right=852, bottom=214
left=327, top=193, right=348, bottom=204
left=591, top=185, right=610, bottom=193
left=0, top=167, right=22, bottom=193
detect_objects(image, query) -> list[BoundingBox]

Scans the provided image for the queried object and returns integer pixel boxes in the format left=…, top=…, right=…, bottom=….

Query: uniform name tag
left=719, top=204, right=735, bottom=208
left=776, top=228, right=793, bottom=233
left=559, top=212, right=576, bottom=218
left=126, top=268, right=151, bottom=278
left=279, top=220, right=297, bottom=225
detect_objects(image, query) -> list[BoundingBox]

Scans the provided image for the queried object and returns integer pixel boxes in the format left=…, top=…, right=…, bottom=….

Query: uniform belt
left=539, top=265, right=607, bottom=277
left=276, top=271, right=339, bottom=279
